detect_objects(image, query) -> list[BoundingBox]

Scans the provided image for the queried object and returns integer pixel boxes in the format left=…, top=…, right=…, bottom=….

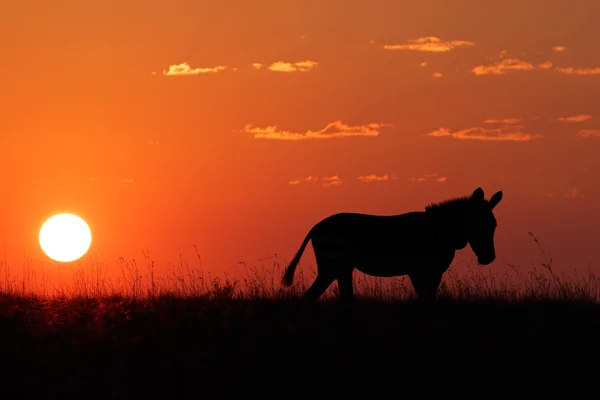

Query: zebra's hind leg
left=337, top=269, right=355, bottom=303
left=303, top=273, right=336, bottom=302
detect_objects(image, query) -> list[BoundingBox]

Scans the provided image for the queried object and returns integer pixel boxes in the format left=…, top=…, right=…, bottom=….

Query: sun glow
left=39, top=213, right=92, bottom=263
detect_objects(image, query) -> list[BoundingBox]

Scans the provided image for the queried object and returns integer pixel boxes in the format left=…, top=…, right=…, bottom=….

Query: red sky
left=1, top=0, right=600, bottom=288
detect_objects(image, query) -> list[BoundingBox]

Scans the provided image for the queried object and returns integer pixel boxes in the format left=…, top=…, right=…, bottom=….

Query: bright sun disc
left=39, top=213, right=92, bottom=263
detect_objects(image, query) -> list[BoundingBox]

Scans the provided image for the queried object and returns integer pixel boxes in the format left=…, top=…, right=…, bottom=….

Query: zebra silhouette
left=282, top=187, right=503, bottom=302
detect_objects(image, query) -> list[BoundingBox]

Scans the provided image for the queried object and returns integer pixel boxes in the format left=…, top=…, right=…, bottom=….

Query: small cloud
left=113, top=178, right=134, bottom=184
left=472, top=58, right=535, bottom=75
left=538, top=61, right=553, bottom=69
left=565, top=188, right=583, bottom=200
left=163, top=62, right=227, bottom=76
left=150, top=71, right=157, bottom=75
left=409, top=173, right=446, bottom=183
left=321, top=176, right=342, bottom=187
left=427, top=125, right=541, bottom=141
left=300, top=35, right=307, bottom=39
left=289, top=180, right=301, bottom=185
left=554, top=114, right=592, bottom=122
left=383, top=36, right=474, bottom=52
left=420, top=62, right=428, bottom=67
left=266, top=60, right=318, bottom=72
left=358, top=174, right=389, bottom=183
left=484, top=118, right=523, bottom=124
left=252, top=63, right=264, bottom=70
left=244, top=121, right=391, bottom=140
left=432, top=72, right=443, bottom=78
left=409, top=177, right=427, bottom=183
left=369, top=39, right=376, bottom=45
left=555, top=67, right=600, bottom=75
left=578, top=129, right=600, bottom=137
left=553, top=45, right=567, bottom=52
left=305, top=176, right=316, bottom=181
left=147, top=140, right=160, bottom=146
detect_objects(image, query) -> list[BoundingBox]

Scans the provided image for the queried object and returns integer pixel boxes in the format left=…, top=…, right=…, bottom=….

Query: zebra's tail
left=281, top=228, right=314, bottom=287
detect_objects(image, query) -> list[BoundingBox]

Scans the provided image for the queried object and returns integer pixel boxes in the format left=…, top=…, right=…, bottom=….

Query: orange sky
left=1, top=1, right=600, bottom=285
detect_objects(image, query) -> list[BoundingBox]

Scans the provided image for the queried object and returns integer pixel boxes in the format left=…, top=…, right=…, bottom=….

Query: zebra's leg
left=337, top=269, right=355, bottom=303
left=303, top=273, right=335, bottom=302
left=408, top=272, right=443, bottom=302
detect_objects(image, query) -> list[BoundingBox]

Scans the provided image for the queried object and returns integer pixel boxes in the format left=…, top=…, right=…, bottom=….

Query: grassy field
left=1, top=238, right=599, bottom=398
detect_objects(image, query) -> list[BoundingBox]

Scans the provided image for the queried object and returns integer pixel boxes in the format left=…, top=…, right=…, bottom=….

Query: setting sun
left=39, top=213, right=92, bottom=263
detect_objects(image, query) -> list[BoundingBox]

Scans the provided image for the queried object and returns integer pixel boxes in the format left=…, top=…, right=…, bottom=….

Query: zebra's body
left=282, top=187, right=503, bottom=302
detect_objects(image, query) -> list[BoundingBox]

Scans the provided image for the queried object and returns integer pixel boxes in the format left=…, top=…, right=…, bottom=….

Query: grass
left=1, top=234, right=599, bottom=398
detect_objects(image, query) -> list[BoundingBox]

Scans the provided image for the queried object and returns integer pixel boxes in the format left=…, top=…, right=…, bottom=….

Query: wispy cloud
left=427, top=125, right=541, bottom=141
left=321, top=176, right=342, bottom=187
left=383, top=36, right=474, bottom=52
left=252, top=63, right=264, bottom=70
left=289, top=175, right=342, bottom=187
left=420, top=62, right=428, bottom=67
left=578, top=129, right=600, bottom=137
left=244, top=121, right=391, bottom=141
left=555, top=67, right=600, bottom=75
left=553, top=114, right=592, bottom=122
left=538, top=61, right=553, bottom=69
left=553, top=45, right=567, bottom=52
left=357, top=174, right=398, bottom=183
left=163, top=62, right=227, bottom=76
left=113, top=178, right=134, bottom=184
left=565, top=188, right=583, bottom=200
left=266, top=60, right=318, bottom=72
left=409, top=172, right=447, bottom=183
left=432, top=72, right=443, bottom=78
left=484, top=118, right=523, bottom=124
left=472, top=58, right=536, bottom=75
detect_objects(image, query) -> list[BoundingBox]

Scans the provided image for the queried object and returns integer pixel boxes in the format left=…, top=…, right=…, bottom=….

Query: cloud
left=553, top=46, right=567, bottom=52
left=538, top=61, right=553, bottom=69
left=554, top=114, right=592, bottom=122
left=555, top=67, right=600, bottom=75
left=244, top=121, right=391, bottom=140
left=409, top=173, right=447, bottom=183
left=484, top=118, right=523, bottom=124
left=578, top=129, right=600, bottom=137
left=357, top=174, right=397, bottom=183
left=288, top=175, right=342, bottom=187
left=565, top=188, right=583, bottom=200
left=252, top=63, right=264, bottom=70
left=266, top=60, right=318, bottom=72
left=147, top=140, right=160, bottom=146
left=432, top=72, right=443, bottom=78
left=113, top=178, right=134, bottom=184
left=163, top=62, right=227, bottom=76
left=321, top=175, right=342, bottom=187
left=383, top=36, right=474, bottom=52
left=420, top=62, right=428, bottom=67
left=427, top=125, right=541, bottom=141
left=472, top=58, right=535, bottom=75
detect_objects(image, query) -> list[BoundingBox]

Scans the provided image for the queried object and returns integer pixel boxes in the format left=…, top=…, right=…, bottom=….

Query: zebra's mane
left=425, top=195, right=473, bottom=213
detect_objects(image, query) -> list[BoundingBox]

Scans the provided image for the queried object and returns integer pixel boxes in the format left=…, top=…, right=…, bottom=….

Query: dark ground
left=1, top=294, right=599, bottom=399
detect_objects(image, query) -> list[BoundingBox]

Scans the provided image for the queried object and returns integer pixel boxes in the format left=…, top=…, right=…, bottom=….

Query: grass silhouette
left=1, top=234, right=598, bottom=398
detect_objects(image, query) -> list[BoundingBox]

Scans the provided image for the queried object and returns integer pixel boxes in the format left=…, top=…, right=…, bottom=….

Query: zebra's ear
left=472, top=187, right=484, bottom=201
left=489, top=191, right=503, bottom=209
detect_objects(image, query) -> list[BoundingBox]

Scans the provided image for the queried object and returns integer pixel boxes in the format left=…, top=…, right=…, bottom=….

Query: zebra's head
left=466, top=187, right=503, bottom=265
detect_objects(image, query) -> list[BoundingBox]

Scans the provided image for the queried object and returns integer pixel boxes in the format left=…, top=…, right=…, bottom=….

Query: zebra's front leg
left=408, top=272, right=443, bottom=302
